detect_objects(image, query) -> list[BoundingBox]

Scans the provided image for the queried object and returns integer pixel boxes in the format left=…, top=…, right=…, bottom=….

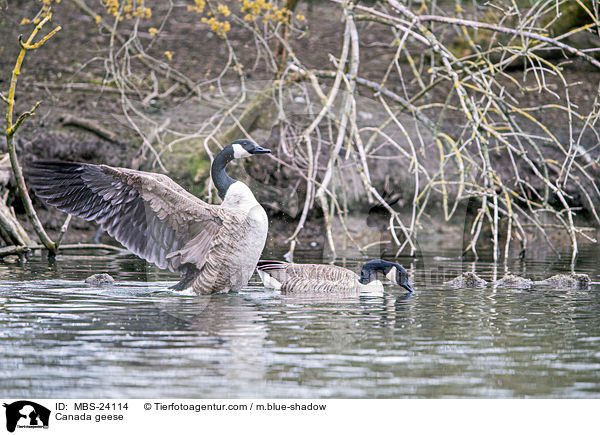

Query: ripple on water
left=1, top=253, right=600, bottom=398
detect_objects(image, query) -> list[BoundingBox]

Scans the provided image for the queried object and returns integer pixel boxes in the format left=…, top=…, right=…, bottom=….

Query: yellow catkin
left=217, top=4, right=231, bottom=16
left=186, top=0, right=295, bottom=37
left=188, top=0, right=206, bottom=13
left=38, top=0, right=62, bottom=18
left=101, top=0, right=151, bottom=20
left=239, top=0, right=289, bottom=23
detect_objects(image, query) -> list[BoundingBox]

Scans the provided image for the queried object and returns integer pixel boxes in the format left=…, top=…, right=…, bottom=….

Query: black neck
left=211, top=146, right=236, bottom=200
left=363, top=269, right=378, bottom=284
left=359, top=259, right=395, bottom=284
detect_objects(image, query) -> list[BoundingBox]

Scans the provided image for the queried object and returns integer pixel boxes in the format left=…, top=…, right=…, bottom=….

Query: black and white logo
left=3, top=401, right=50, bottom=433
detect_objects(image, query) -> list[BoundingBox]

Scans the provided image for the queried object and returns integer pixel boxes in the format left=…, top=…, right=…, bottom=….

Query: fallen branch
left=33, top=81, right=137, bottom=95
left=0, top=243, right=128, bottom=258
left=60, top=114, right=121, bottom=144
left=0, top=201, right=31, bottom=246
left=52, top=243, right=128, bottom=252
left=0, top=245, right=31, bottom=257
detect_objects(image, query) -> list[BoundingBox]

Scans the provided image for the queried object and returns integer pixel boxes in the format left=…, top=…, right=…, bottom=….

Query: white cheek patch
left=232, top=143, right=252, bottom=159
left=386, top=268, right=397, bottom=284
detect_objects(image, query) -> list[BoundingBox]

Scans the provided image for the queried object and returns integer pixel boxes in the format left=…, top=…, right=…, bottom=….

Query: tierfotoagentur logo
left=3, top=401, right=50, bottom=433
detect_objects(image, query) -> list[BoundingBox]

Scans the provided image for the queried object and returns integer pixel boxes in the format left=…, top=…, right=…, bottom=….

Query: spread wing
left=27, top=161, right=223, bottom=272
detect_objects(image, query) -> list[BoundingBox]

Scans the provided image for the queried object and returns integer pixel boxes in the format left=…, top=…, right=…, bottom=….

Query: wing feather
left=28, top=161, right=223, bottom=272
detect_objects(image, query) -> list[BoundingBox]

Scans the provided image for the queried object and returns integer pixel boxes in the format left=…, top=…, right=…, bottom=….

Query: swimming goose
left=256, top=259, right=414, bottom=295
left=28, top=139, right=271, bottom=294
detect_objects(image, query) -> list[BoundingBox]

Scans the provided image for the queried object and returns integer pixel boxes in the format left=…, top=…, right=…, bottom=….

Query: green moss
left=162, top=137, right=211, bottom=191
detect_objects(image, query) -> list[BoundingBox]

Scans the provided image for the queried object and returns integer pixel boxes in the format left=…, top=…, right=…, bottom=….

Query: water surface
left=1, top=248, right=599, bottom=398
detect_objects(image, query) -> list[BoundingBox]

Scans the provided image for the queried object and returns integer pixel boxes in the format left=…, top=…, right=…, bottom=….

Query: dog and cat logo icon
left=3, top=401, right=50, bottom=432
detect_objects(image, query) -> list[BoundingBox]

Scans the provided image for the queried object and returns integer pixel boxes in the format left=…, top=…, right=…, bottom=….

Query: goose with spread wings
left=28, top=139, right=271, bottom=294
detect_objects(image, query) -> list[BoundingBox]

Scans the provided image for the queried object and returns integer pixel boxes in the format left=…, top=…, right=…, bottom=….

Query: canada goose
left=256, top=259, right=414, bottom=294
left=27, top=139, right=271, bottom=294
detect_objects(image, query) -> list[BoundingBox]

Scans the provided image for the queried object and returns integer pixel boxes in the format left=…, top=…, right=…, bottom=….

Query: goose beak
left=402, top=282, right=414, bottom=293
left=252, top=146, right=271, bottom=154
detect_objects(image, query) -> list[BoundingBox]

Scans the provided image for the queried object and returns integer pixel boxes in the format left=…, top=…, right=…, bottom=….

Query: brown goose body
left=28, top=140, right=271, bottom=294
left=256, top=261, right=385, bottom=294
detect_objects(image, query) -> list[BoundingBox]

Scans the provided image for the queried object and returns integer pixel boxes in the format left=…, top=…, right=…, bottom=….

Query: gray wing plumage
left=28, top=161, right=222, bottom=272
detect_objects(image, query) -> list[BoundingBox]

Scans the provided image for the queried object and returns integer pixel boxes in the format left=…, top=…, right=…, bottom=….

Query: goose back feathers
left=256, top=260, right=413, bottom=294
left=257, top=261, right=361, bottom=293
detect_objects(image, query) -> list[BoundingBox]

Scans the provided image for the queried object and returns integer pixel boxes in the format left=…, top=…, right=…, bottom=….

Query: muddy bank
left=1, top=1, right=599, bottom=256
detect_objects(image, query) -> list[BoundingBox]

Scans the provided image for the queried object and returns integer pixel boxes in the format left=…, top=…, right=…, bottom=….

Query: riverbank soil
left=1, top=1, right=598, bottom=259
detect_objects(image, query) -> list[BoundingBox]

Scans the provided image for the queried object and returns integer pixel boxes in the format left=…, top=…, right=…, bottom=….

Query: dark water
left=1, top=248, right=599, bottom=398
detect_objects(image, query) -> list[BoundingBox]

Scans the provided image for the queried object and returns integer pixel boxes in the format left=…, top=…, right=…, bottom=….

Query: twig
left=55, top=215, right=72, bottom=248
left=0, top=243, right=128, bottom=258
left=5, top=14, right=60, bottom=253
left=69, top=0, right=198, bottom=93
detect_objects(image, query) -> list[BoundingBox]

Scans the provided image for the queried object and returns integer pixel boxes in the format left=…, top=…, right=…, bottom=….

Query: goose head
left=212, top=139, right=271, bottom=200
left=359, top=259, right=414, bottom=292
left=230, top=139, right=271, bottom=159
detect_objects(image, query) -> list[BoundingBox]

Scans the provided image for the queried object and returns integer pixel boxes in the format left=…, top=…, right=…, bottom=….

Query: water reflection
left=0, top=249, right=599, bottom=398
